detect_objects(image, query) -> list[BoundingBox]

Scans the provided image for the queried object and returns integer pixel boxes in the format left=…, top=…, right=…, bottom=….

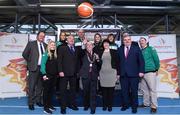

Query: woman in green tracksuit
left=139, top=37, right=160, bottom=114
left=40, top=41, right=58, bottom=114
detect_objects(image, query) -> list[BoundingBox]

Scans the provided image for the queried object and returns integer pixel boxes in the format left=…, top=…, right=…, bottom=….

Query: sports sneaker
left=49, top=106, right=56, bottom=111
left=44, top=109, right=52, bottom=114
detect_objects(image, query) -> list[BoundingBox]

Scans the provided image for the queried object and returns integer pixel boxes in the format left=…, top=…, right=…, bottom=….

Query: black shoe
left=68, top=105, right=79, bottom=111
left=61, top=109, right=66, bottom=114
left=139, top=104, right=149, bottom=108
left=121, top=106, right=129, bottom=111
left=90, top=110, right=95, bottom=114
left=108, top=107, right=112, bottom=112
left=84, top=107, right=89, bottom=111
left=49, top=106, right=56, bottom=112
left=132, top=108, right=137, bottom=114
left=151, top=108, right=157, bottom=114
left=102, top=107, right=107, bottom=111
left=28, top=105, right=34, bottom=110
left=44, top=108, right=52, bottom=114
left=36, top=102, right=43, bottom=107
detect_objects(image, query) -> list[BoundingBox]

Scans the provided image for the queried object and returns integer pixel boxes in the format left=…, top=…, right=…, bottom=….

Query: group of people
left=22, top=29, right=160, bottom=114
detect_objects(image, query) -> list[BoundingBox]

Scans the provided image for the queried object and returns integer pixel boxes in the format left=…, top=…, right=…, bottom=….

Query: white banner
left=29, top=34, right=56, bottom=44
left=132, top=34, right=179, bottom=98
left=58, top=28, right=122, bottom=47
left=149, top=34, right=179, bottom=98
left=0, top=33, right=28, bottom=98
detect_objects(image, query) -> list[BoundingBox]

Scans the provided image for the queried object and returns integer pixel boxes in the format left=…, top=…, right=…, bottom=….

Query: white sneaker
left=49, top=107, right=56, bottom=112
left=44, top=109, right=52, bottom=114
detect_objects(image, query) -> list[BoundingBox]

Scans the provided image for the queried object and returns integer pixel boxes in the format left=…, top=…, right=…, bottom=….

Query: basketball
left=77, top=2, right=94, bottom=18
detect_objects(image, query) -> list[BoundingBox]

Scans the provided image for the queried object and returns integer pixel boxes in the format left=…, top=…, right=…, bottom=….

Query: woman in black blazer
left=79, top=41, right=100, bottom=114
left=98, top=39, right=120, bottom=112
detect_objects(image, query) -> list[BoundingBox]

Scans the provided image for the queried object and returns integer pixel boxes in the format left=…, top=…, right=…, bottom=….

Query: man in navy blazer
left=118, top=35, right=145, bottom=114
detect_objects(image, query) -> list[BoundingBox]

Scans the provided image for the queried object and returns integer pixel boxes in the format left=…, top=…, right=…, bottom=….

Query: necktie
left=40, top=43, right=44, bottom=54
left=70, top=46, right=75, bottom=54
left=125, top=46, right=129, bottom=58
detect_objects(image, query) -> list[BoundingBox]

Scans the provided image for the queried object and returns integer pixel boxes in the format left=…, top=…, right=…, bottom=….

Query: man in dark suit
left=75, top=29, right=87, bottom=92
left=22, top=31, right=47, bottom=110
left=58, top=35, right=79, bottom=114
left=118, top=35, right=145, bottom=113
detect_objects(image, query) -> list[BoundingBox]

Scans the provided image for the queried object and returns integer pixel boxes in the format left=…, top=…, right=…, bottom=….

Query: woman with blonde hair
left=41, top=40, right=58, bottom=114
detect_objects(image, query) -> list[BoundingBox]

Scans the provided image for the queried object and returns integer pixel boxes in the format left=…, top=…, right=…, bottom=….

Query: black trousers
left=43, top=76, right=56, bottom=109
left=56, top=77, right=60, bottom=93
left=97, top=80, right=102, bottom=94
left=76, top=77, right=80, bottom=92
left=82, top=78, right=97, bottom=111
left=27, top=66, right=43, bottom=105
left=120, top=76, right=139, bottom=109
left=59, top=76, right=77, bottom=110
left=101, top=87, right=115, bottom=108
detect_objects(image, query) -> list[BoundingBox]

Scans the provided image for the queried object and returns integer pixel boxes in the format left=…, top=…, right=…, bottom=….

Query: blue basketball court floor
left=0, top=94, right=180, bottom=114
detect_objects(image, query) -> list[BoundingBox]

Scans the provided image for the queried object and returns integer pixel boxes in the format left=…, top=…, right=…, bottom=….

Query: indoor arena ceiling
left=0, top=0, right=180, bottom=34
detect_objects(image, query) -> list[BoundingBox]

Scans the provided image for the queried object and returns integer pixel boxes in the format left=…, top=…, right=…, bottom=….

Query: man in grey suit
left=22, top=31, right=47, bottom=110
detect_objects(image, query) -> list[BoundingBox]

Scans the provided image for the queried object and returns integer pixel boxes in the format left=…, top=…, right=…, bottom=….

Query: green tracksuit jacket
left=141, top=46, right=160, bottom=73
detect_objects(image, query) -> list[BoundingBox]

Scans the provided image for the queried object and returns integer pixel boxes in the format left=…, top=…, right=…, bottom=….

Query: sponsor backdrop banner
left=0, top=31, right=178, bottom=98
left=0, top=33, right=28, bottom=98
left=132, top=34, right=179, bottom=98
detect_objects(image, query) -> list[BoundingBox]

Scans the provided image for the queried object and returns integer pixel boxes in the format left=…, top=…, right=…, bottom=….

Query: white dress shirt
left=37, top=41, right=45, bottom=65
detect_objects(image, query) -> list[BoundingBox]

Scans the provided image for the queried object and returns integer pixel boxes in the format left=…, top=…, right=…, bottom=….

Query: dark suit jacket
left=57, top=45, right=80, bottom=76
left=75, top=44, right=85, bottom=74
left=79, top=52, right=100, bottom=81
left=22, top=40, right=47, bottom=71
left=118, top=44, right=145, bottom=77
left=93, top=42, right=103, bottom=57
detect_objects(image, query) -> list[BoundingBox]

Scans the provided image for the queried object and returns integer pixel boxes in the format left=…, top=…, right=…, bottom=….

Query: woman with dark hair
left=41, top=41, right=58, bottom=114
left=93, top=33, right=103, bottom=96
left=99, top=39, right=120, bottom=112
left=107, top=34, right=118, bottom=50
left=57, top=32, right=67, bottom=47
left=93, top=33, right=102, bottom=50
left=56, top=32, right=67, bottom=99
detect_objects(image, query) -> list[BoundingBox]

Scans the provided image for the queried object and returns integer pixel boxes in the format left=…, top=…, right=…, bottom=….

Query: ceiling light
left=40, top=4, right=76, bottom=8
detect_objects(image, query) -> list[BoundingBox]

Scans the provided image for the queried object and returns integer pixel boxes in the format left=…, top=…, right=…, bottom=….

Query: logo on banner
left=11, top=37, right=17, bottom=44
left=159, top=38, right=166, bottom=45
left=0, top=58, right=27, bottom=92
